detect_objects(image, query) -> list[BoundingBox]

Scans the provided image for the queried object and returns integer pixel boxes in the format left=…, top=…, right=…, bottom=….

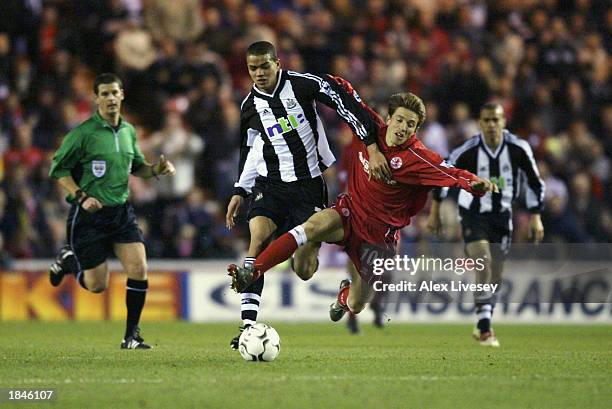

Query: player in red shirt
left=228, top=82, right=497, bottom=320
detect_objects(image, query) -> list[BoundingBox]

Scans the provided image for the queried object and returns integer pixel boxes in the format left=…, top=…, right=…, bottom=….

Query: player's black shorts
left=66, top=201, right=144, bottom=271
left=247, top=175, right=328, bottom=232
left=459, top=209, right=512, bottom=259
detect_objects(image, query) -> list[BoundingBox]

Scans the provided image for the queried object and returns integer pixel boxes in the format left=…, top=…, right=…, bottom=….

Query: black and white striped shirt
left=436, top=131, right=545, bottom=215
left=233, top=70, right=377, bottom=196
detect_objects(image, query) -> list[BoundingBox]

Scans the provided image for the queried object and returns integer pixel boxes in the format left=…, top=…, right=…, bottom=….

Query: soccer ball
left=238, top=323, right=281, bottom=362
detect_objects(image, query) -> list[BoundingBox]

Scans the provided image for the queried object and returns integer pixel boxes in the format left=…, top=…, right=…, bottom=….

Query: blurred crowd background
left=0, top=0, right=610, bottom=264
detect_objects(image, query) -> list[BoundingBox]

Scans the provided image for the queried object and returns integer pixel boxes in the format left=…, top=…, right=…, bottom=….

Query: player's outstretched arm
left=470, top=177, right=498, bottom=194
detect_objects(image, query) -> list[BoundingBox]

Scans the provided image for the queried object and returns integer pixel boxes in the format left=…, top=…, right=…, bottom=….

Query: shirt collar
left=479, top=130, right=506, bottom=158
left=93, top=110, right=124, bottom=129
left=252, top=70, right=284, bottom=98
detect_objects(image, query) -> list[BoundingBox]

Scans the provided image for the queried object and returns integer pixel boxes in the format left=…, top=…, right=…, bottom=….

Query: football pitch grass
left=1, top=322, right=610, bottom=409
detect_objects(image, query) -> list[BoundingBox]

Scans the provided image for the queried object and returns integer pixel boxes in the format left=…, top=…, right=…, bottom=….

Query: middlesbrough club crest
left=390, top=157, right=403, bottom=169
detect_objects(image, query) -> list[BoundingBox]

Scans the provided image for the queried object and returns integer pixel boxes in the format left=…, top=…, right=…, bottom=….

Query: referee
left=48, top=73, right=176, bottom=349
left=428, top=103, right=545, bottom=347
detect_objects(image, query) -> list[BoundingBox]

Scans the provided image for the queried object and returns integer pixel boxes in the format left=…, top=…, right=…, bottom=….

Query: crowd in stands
left=0, top=0, right=610, bottom=263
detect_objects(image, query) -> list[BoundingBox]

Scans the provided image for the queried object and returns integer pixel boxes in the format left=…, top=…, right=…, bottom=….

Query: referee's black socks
left=125, top=278, right=148, bottom=338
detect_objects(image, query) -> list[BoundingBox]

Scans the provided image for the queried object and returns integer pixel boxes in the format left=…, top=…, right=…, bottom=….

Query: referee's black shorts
left=247, top=175, right=328, bottom=234
left=66, top=201, right=144, bottom=271
left=459, top=209, right=512, bottom=260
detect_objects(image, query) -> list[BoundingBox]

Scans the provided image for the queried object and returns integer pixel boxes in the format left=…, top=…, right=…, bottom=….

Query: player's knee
left=467, top=246, right=491, bottom=264
left=302, top=219, right=325, bottom=240
left=301, top=220, right=316, bottom=238
left=88, top=282, right=108, bottom=293
left=293, top=251, right=319, bottom=281
left=294, top=265, right=315, bottom=281
left=249, top=234, right=269, bottom=253
left=126, top=262, right=147, bottom=280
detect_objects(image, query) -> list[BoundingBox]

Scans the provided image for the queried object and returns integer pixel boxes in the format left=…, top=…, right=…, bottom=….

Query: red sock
left=254, top=232, right=299, bottom=274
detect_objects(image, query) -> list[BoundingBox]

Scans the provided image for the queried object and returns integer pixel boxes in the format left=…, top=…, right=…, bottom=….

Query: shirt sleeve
left=394, top=144, right=484, bottom=197
left=328, top=75, right=386, bottom=127
left=234, top=144, right=260, bottom=196
left=234, top=120, right=260, bottom=197
left=49, top=128, right=83, bottom=179
left=131, top=126, right=146, bottom=171
left=515, top=140, right=546, bottom=213
left=289, top=71, right=379, bottom=145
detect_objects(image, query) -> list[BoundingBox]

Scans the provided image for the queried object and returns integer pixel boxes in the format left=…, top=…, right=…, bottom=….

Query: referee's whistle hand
left=82, top=197, right=103, bottom=213
left=156, top=154, right=176, bottom=176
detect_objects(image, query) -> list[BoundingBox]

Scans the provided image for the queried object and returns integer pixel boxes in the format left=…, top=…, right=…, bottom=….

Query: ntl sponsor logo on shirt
left=266, top=114, right=306, bottom=137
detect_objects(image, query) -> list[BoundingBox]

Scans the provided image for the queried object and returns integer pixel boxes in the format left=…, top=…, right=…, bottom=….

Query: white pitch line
left=3, top=373, right=608, bottom=385
left=4, top=378, right=164, bottom=385
left=262, top=374, right=610, bottom=382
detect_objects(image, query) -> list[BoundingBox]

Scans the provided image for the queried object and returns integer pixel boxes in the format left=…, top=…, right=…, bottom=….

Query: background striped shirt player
left=436, top=130, right=545, bottom=219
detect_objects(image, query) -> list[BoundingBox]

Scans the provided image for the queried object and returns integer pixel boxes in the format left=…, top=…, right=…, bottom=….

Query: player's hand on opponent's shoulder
left=81, top=196, right=103, bottom=213
left=226, top=195, right=244, bottom=229
left=470, top=177, right=498, bottom=194
left=366, top=144, right=394, bottom=184
left=154, top=154, right=176, bottom=176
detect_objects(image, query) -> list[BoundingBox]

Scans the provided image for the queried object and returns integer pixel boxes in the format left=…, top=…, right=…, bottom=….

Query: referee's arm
left=56, top=176, right=81, bottom=198
left=49, top=128, right=90, bottom=204
left=131, top=155, right=175, bottom=179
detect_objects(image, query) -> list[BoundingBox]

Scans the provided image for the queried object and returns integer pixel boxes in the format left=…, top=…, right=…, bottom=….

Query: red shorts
left=330, top=194, right=398, bottom=284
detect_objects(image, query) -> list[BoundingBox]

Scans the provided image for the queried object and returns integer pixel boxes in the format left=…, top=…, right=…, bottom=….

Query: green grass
left=0, top=322, right=610, bottom=409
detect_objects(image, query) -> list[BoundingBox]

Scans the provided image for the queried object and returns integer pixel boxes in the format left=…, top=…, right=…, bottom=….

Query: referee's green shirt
left=49, top=111, right=146, bottom=206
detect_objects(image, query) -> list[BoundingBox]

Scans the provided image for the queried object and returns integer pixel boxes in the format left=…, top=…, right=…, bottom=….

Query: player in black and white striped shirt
left=428, top=103, right=545, bottom=347
left=225, top=41, right=391, bottom=349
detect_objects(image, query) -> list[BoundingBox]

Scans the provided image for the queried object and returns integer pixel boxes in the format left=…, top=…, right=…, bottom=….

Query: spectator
left=0, top=0, right=609, bottom=260
left=142, top=109, right=204, bottom=201
left=144, top=0, right=204, bottom=44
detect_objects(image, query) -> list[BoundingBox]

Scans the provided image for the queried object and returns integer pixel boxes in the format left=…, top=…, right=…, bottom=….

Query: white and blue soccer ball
left=238, top=323, right=281, bottom=362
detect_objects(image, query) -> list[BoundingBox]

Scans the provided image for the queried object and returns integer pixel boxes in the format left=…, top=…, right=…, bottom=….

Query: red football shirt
left=344, top=105, right=481, bottom=244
